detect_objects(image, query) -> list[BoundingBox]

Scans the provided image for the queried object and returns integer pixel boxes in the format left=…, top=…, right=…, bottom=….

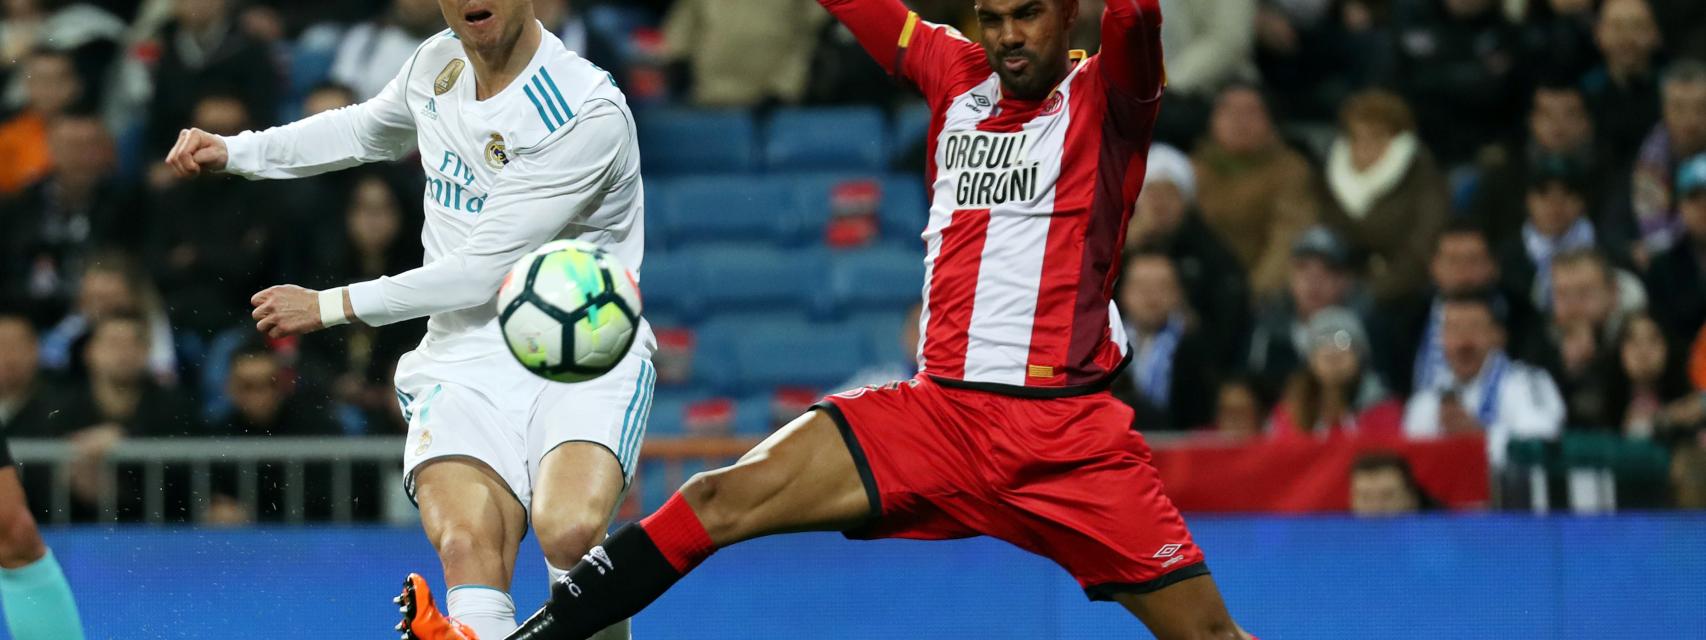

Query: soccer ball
left=497, top=240, right=642, bottom=383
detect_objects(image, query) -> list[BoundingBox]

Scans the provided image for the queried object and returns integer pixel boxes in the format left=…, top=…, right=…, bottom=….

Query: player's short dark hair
left=1351, top=451, right=1442, bottom=511
left=1440, top=289, right=1510, bottom=328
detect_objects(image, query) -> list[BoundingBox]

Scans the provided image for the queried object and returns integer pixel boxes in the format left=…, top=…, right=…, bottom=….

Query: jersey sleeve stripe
left=523, top=84, right=559, bottom=132
left=898, top=11, right=920, bottom=47
left=531, top=75, right=568, bottom=128
left=539, top=68, right=577, bottom=121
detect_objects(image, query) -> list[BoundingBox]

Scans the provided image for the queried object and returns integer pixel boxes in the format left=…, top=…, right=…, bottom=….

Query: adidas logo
left=421, top=98, right=439, bottom=120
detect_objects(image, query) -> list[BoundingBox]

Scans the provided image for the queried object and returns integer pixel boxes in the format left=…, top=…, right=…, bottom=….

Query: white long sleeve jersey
left=221, top=25, right=644, bottom=359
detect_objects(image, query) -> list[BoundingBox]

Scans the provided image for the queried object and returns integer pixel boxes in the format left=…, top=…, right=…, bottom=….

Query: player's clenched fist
left=163, top=127, right=229, bottom=177
left=250, top=285, right=324, bottom=338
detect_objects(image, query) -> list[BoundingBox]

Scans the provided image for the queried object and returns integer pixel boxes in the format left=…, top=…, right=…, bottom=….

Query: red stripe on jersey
left=1022, top=83, right=1100, bottom=386
left=1066, top=71, right=1155, bottom=385
left=922, top=208, right=993, bottom=378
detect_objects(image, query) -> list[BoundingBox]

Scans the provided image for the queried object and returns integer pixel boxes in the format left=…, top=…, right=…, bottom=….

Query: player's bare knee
left=677, top=469, right=745, bottom=542
left=431, top=524, right=497, bottom=570
left=0, top=507, right=45, bottom=568
left=535, top=509, right=606, bottom=569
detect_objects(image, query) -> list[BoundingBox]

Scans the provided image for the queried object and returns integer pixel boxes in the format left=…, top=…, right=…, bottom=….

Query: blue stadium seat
left=764, top=108, right=888, bottom=172
left=692, top=247, right=828, bottom=317
left=637, top=251, right=700, bottom=318
left=880, top=174, right=930, bottom=242
left=828, top=247, right=925, bottom=314
left=638, top=109, right=758, bottom=175
left=729, top=322, right=868, bottom=392
left=889, top=101, right=932, bottom=166
left=734, top=395, right=777, bottom=436
left=848, top=310, right=912, bottom=365
left=656, top=176, right=800, bottom=247
left=645, top=390, right=701, bottom=437
left=786, top=172, right=883, bottom=243
left=691, top=312, right=813, bottom=391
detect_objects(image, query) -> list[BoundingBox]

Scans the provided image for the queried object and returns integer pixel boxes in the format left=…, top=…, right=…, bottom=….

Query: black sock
left=506, top=524, right=686, bottom=640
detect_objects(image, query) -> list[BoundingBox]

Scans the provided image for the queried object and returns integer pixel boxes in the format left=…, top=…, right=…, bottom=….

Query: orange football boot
left=395, top=573, right=481, bottom=640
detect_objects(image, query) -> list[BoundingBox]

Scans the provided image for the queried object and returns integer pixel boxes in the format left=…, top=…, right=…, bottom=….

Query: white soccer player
left=163, top=2, right=650, bottom=638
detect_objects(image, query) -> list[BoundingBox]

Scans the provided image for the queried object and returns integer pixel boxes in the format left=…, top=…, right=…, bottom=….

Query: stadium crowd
left=1, top=0, right=1705, bottom=521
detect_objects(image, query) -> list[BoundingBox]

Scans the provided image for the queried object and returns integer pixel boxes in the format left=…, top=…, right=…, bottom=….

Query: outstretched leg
left=508, top=409, right=871, bottom=639
left=1114, top=575, right=1252, bottom=640
left=415, top=458, right=529, bottom=639
left=0, top=465, right=85, bottom=640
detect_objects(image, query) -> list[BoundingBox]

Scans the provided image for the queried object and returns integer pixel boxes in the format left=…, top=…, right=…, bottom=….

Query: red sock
left=638, top=492, right=717, bottom=574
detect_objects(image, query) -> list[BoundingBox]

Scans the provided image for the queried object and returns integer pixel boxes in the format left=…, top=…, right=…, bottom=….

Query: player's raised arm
left=340, top=100, right=633, bottom=327
left=818, top=0, right=986, bottom=102
left=1099, top=0, right=1165, bottom=101
left=165, top=50, right=420, bottom=180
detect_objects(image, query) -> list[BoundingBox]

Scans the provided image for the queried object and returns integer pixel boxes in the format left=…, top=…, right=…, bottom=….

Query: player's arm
left=342, top=101, right=632, bottom=327
left=164, top=52, right=418, bottom=179
left=249, top=102, right=631, bottom=337
left=817, top=0, right=985, bottom=101
left=1099, top=0, right=1166, bottom=102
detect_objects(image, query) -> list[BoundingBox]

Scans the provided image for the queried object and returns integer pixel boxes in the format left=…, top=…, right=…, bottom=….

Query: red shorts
left=816, top=376, right=1208, bottom=600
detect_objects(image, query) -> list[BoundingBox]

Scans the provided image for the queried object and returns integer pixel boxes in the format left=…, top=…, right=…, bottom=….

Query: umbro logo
left=584, top=546, right=615, bottom=575
left=1152, top=543, right=1182, bottom=559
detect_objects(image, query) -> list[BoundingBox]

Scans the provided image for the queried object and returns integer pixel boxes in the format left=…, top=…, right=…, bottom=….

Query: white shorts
left=394, top=332, right=656, bottom=511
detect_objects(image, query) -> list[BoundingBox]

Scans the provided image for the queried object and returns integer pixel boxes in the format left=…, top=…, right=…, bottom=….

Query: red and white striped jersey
left=821, top=0, right=1166, bottom=396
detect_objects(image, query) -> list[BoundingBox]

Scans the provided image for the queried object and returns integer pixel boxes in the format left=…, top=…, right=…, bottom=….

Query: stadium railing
left=10, top=437, right=762, bottom=525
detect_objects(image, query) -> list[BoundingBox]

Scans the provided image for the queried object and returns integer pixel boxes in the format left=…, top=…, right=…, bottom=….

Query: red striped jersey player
left=399, top=0, right=1255, bottom=637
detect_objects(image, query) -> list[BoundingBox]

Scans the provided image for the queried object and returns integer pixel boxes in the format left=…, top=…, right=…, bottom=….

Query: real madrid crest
left=484, top=133, right=509, bottom=170
left=435, top=59, right=465, bottom=96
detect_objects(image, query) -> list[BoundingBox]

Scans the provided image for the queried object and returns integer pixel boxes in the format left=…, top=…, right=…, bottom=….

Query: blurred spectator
left=1381, top=219, right=1547, bottom=395
left=38, top=251, right=178, bottom=385
left=1497, top=155, right=1604, bottom=310
left=1349, top=452, right=1440, bottom=516
left=0, top=310, right=67, bottom=436
left=1649, top=0, right=1706, bottom=63
left=144, top=0, right=281, bottom=156
left=217, top=341, right=337, bottom=437
left=1646, top=154, right=1706, bottom=342
left=146, top=93, right=285, bottom=336
left=1472, top=82, right=1614, bottom=249
left=661, top=0, right=828, bottom=107
left=0, top=112, right=141, bottom=326
left=538, top=0, right=619, bottom=72
left=1193, top=85, right=1319, bottom=295
left=54, top=312, right=199, bottom=520
left=835, top=302, right=920, bottom=392
left=1518, top=0, right=1599, bottom=83
left=1391, top=0, right=1526, bottom=166
left=1126, top=144, right=1249, bottom=365
left=1538, top=250, right=1647, bottom=426
left=0, top=48, right=80, bottom=195
left=1110, top=252, right=1216, bottom=431
left=1247, top=226, right=1364, bottom=392
left=300, top=82, right=357, bottom=118
left=328, top=0, right=445, bottom=100
left=1629, top=61, right=1706, bottom=259
left=1270, top=307, right=1401, bottom=440
left=1604, top=312, right=1695, bottom=438
left=0, top=1, right=124, bottom=109
left=245, top=0, right=386, bottom=40
left=1317, top=89, right=1450, bottom=302
left=1582, top=0, right=1665, bottom=167
left=1154, top=0, right=1255, bottom=142
left=1255, top=0, right=1393, bottom=122
left=1153, top=0, right=1262, bottom=93
left=297, top=169, right=424, bottom=434
left=1212, top=375, right=1271, bottom=440
left=1403, top=292, right=1565, bottom=467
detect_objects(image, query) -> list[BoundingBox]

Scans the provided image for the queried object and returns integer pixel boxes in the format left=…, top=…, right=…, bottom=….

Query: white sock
left=445, top=585, right=517, bottom=640
left=548, top=562, right=632, bottom=639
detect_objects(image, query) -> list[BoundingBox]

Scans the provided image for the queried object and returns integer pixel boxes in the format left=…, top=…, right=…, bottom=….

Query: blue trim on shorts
left=616, top=362, right=655, bottom=474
